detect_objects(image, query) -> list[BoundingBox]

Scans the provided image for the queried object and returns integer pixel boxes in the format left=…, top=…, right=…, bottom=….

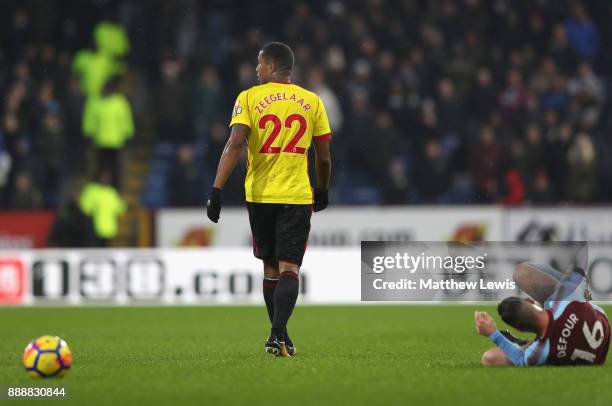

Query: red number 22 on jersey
left=258, top=113, right=307, bottom=154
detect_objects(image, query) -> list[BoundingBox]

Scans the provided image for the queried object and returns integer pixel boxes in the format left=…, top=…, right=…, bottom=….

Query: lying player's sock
left=271, top=272, right=299, bottom=338
left=263, top=278, right=278, bottom=323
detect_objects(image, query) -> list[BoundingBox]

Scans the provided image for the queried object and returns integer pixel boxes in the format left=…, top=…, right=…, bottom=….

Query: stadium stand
left=2, top=0, right=612, bottom=209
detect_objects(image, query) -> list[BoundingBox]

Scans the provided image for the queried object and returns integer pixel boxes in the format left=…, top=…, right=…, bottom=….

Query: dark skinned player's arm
left=213, top=124, right=249, bottom=189
left=313, top=138, right=332, bottom=191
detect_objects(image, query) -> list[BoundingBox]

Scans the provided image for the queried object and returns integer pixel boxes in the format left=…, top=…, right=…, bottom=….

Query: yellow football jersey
left=229, top=81, right=331, bottom=204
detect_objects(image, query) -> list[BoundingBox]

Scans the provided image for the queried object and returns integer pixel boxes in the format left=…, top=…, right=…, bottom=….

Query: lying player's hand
left=313, top=189, right=328, bottom=212
left=206, top=187, right=222, bottom=223
left=474, top=311, right=497, bottom=337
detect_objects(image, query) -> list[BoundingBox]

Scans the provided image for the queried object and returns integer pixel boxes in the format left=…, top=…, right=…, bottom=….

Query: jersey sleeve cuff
left=313, top=132, right=332, bottom=141
left=229, top=121, right=251, bottom=129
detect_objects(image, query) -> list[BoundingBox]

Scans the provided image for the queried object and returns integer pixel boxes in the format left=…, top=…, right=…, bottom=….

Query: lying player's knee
left=481, top=350, right=497, bottom=366
left=514, top=262, right=533, bottom=283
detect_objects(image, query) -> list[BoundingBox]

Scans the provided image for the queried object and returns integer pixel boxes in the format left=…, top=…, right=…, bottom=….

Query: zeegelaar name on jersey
left=254, top=92, right=312, bottom=114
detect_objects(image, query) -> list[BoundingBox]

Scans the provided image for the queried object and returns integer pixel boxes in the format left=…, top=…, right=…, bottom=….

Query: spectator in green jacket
left=72, top=21, right=129, bottom=98
left=72, top=50, right=125, bottom=98
left=85, top=78, right=134, bottom=188
left=72, top=21, right=130, bottom=188
left=94, top=21, right=130, bottom=58
left=79, top=171, right=127, bottom=247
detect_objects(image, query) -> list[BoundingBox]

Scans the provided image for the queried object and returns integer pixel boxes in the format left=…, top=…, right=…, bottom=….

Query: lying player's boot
left=264, top=335, right=282, bottom=356
left=573, top=267, right=586, bottom=278
left=500, top=330, right=529, bottom=346
left=574, top=267, right=593, bottom=300
left=283, top=331, right=296, bottom=357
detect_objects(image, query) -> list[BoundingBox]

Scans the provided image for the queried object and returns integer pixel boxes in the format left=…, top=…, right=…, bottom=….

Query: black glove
left=206, top=187, right=222, bottom=223
left=313, top=189, right=329, bottom=212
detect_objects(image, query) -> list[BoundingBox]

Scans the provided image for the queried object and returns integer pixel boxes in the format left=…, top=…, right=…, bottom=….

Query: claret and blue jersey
left=490, top=271, right=611, bottom=366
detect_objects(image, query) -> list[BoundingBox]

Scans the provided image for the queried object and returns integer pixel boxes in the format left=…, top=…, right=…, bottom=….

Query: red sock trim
left=280, top=271, right=299, bottom=280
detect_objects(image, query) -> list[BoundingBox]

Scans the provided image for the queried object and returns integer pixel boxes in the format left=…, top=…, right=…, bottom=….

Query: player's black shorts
left=246, top=202, right=312, bottom=266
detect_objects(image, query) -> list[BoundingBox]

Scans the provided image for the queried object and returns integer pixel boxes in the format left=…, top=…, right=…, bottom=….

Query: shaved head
left=261, top=42, right=294, bottom=74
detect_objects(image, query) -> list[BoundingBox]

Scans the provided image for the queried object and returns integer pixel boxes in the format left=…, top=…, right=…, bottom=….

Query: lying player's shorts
left=246, top=202, right=312, bottom=266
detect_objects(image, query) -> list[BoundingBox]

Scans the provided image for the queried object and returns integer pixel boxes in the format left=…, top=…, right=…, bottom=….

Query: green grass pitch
left=0, top=305, right=610, bottom=406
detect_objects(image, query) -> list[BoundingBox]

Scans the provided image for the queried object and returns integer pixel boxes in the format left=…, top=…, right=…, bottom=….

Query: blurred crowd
left=2, top=0, right=612, bottom=209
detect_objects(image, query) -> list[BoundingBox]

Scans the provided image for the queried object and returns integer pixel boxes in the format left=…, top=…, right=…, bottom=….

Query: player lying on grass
left=475, top=262, right=610, bottom=366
